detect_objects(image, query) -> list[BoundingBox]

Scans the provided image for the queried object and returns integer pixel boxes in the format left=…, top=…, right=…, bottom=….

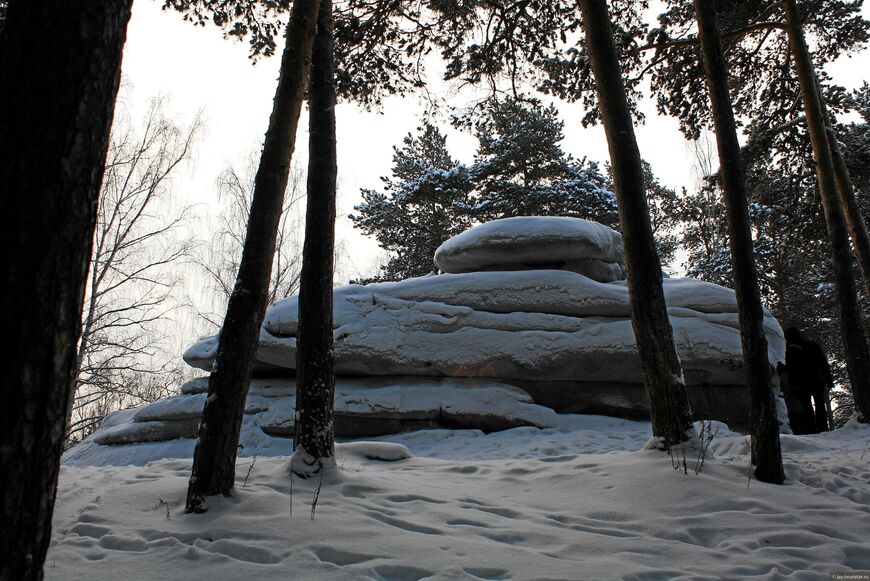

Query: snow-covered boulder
left=186, top=271, right=784, bottom=387
left=433, top=216, right=625, bottom=282
left=86, top=377, right=560, bottom=448
left=80, top=217, right=789, bottom=456
left=182, top=267, right=785, bottom=430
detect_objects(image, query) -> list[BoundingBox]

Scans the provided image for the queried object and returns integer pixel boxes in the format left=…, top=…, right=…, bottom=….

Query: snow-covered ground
left=48, top=415, right=869, bottom=580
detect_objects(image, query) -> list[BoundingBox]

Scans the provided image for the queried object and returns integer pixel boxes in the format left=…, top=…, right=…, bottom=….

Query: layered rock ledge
left=77, top=217, right=788, bottom=459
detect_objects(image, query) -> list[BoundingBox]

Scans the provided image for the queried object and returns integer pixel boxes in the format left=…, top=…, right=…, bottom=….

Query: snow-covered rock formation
left=78, top=217, right=787, bottom=458
left=434, top=216, right=625, bottom=282
left=88, top=377, right=559, bottom=448
left=187, top=270, right=784, bottom=388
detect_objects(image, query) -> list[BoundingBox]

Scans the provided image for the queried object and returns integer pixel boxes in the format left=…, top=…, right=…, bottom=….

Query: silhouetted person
left=777, top=360, right=812, bottom=435
left=783, top=327, right=832, bottom=433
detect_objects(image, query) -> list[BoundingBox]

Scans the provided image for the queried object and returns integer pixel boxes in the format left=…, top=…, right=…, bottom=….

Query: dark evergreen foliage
left=680, top=138, right=870, bottom=423
left=607, top=160, right=680, bottom=266
left=679, top=171, right=784, bottom=297
left=160, top=0, right=652, bottom=119
left=162, top=0, right=289, bottom=58
left=678, top=179, right=731, bottom=286
left=641, top=0, right=870, bottom=424
left=466, top=99, right=618, bottom=225
left=640, top=1, right=869, bottom=305
left=350, top=123, right=474, bottom=282
left=644, top=1, right=868, bottom=140
left=351, top=102, right=619, bottom=282
left=839, top=85, right=870, bottom=197
left=161, top=0, right=457, bottom=106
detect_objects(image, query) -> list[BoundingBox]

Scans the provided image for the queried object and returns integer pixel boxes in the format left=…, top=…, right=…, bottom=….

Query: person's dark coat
left=783, top=327, right=832, bottom=433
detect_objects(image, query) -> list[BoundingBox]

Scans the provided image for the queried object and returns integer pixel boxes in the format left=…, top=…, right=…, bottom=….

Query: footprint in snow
left=370, top=564, right=434, bottom=581
left=309, top=545, right=382, bottom=567
left=384, top=493, right=447, bottom=504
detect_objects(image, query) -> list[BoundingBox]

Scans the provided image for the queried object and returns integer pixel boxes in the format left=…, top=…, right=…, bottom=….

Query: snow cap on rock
left=434, top=216, right=624, bottom=281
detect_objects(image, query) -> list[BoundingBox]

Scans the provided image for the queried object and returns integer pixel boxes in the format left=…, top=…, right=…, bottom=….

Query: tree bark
left=693, top=0, right=784, bottom=484
left=819, top=93, right=870, bottom=304
left=783, top=0, right=870, bottom=423
left=293, top=0, right=338, bottom=473
left=186, top=0, right=321, bottom=513
left=0, top=1, right=133, bottom=578
left=579, top=0, right=693, bottom=447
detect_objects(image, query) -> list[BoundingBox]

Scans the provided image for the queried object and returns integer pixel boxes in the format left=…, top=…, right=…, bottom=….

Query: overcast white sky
left=120, top=1, right=870, bottom=281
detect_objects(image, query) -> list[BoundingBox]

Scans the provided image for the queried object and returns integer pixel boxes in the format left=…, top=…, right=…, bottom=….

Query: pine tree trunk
left=783, top=0, right=870, bottom=423
left=819, top=93, right=870, bottom=303
left=186, top=0, right=321, bottom=513
left=0, top=1, right=133, bottom=578
left=579, top=0, right=693, bottom=446
left=693, top=0, right=784, bottom=484
left=293, top=0, right=337, bottom=473
left=829, top=134, right=870, bottom=300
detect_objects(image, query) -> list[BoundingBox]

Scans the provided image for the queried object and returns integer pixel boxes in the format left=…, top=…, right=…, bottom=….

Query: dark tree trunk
left=783, top=0, right=870, bottom=423
left=0, top=1, right=133, bottom=578
left=186, top=0, right=321, bottom=513
left=579, top=0, right=693, bottom=447
left=693, top=0, right=784, bottom=484
left=293, top=0, right=338, bottom=474
left=819, top=93, right=870, bottom=303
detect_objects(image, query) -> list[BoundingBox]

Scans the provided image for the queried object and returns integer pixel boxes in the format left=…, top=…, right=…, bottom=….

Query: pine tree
left=350, top=123, right=474, bottom=281
left=163, top=0, right=435, bottom=106
left=640, top=161, right=681, bottom=267
left=579, top=0, right=694, bottom=448
left=681, top=142, right=865, bottom=426
left=643, top=1, right=867, bottom=142
left=838, top=85, right=870, bottom=198
left=293, top=0, right=338, bottom=476
left=642, top=0, right=870, bottom=296
left=639, top=1, right=870, bottom=419
left=0, top=0, right=133, bottom=577
left=185, top=0, right=321, bottom=513
left=467, top=99, right=618, bottom=226
left=783, top=0, right=870, bottom=422
left=607, top=159, right=681, bottom=266
left=822, top=84, right=870, bottom=306
left=693, top=0, right=783, bottom=483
